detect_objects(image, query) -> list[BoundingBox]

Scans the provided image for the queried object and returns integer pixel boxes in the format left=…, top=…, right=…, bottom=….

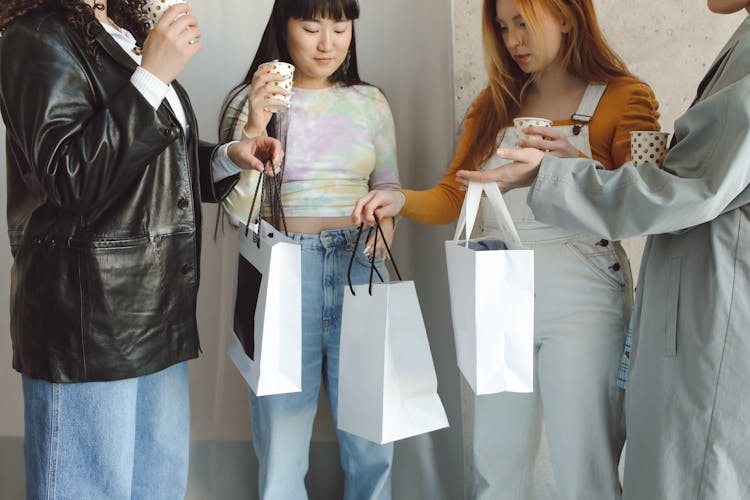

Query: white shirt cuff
left=131, top=67, right=170, bottom=110
left=212, top=142, right=244, bottom=182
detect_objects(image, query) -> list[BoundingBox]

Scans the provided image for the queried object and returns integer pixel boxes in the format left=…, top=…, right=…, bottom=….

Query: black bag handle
left=270, top=166, right=289, bottom=237
left=243, top=169, right=265, bottom=238
left=242, top=161, right=289, bottom=247
left=346, top=216, right=402, bottom=296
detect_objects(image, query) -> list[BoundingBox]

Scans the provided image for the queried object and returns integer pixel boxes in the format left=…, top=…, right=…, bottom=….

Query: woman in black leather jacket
left=0, top=0, right=282, bottom=497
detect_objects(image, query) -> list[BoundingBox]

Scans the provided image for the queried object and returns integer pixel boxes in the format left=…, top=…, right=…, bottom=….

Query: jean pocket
left=564, top=239, right=625, bottom=290
left=348, top=243, right=387, bottom=280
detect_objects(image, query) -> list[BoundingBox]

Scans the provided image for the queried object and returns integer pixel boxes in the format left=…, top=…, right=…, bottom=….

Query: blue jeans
left=250, top=226, right=394, bottom=500
left=22, top=362, right=190, bottom=500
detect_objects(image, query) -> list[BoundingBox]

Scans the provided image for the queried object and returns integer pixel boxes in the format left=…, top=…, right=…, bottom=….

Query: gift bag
left=227, top=171, right=302, bottom=396
left=445, top=181, right=534, bottom=395
left=338, top=221, right=449, bottom=444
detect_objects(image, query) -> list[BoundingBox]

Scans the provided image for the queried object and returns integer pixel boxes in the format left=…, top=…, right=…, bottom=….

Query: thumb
left=247, top=155, right=264, bottom=172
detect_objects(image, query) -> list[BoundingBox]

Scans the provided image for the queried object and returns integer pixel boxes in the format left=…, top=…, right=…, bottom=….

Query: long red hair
left=463, top=0, right=635, bottom=171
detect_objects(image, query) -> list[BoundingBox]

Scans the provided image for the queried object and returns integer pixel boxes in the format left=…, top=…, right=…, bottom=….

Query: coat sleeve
left=526, top=73, right=750, bottom=240
left=196, top=141, right=239, bottom=203
left=0, top=19, right=176, bottom=215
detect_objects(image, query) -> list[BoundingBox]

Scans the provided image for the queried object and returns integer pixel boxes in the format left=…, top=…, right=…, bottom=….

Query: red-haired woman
left=353, top=0, right=660, bottom=498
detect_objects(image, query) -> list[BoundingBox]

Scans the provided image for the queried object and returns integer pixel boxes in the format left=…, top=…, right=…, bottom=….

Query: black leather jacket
left=0, top=11, right=238, bottom=382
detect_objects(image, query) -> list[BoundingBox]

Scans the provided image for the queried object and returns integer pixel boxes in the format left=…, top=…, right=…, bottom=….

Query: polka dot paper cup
left=513, top=117, right=553, bottom=149
left=630, top=131, right=670, bottom=167
left=264, top=61, right=295, bottom=113
left=145, top=0, right=187, bottom=27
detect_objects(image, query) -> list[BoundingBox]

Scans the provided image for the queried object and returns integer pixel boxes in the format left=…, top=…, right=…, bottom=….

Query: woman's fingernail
left=363, top=246, right=372, bottom=255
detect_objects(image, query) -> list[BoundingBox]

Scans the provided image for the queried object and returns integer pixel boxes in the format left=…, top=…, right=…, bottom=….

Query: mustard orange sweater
left=400, top=78, right=661, bottom=224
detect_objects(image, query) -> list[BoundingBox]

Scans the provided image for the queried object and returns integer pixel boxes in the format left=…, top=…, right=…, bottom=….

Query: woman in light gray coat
left=455, top=1, right=750, bottom=498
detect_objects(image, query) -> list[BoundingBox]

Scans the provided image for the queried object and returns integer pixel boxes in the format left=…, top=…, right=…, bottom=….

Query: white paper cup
left=513, top=117, right=553, bottom=148
left=145, top=0, right=187, bottom=26
left=264, top=61, right=295, bottom=113
left=630, top=131, right=670, bottom=167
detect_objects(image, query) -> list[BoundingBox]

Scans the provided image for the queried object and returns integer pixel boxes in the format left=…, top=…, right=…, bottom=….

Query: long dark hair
left=220, top=0, right=364, bottom=141
left=1, top=1, right=150, bottom=57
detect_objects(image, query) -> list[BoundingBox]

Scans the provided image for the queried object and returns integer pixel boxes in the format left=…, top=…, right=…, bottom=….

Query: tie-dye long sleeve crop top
left=220, top=84, right=401, bottom=218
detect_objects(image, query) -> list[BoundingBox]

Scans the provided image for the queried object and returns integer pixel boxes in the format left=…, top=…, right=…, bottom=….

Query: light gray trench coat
left=523, top=15, right=750, bottom=500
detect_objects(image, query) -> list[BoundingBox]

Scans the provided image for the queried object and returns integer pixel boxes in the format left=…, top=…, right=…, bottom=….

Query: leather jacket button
left=177, top=197, right=189, bottom=210
left=181, top=264, right=193, bottom=275
left=610, top=262, right=622, bottom=272
left=597, top=239, right=610, bottom=247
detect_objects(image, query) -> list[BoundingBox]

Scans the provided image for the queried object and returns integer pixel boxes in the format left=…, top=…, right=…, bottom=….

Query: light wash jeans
left=22, top=361, right=190, bottom=500
left=250, top=226, right=393, bottom=500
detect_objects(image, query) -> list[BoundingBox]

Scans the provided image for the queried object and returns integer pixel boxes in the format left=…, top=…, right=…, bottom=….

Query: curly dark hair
left=1, top=1, right=150, bottom=56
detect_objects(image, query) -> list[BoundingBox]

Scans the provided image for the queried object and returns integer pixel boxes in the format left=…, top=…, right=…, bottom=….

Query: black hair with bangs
left=220, top=0, right=364, bottom=139
left=247, top=0, right=361, bottom=85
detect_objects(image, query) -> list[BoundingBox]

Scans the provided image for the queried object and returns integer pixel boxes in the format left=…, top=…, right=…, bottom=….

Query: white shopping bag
left=445, top=181, right=534, bottom=395
left=227, top=173, right=302, bottom=396
left=338, top=223, right=449, bottom=444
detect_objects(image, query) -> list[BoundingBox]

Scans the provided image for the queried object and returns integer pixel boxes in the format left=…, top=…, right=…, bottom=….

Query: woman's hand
left=243, top=63, right=292, bottom=138
left=456, top=148, right=544, bottom=192
left=351, top=190, right=406, bottom=226
left=141, top=4, right=202, bottom=84
left=519, top=126, right=582, bottom=158
left=227, top=136, right=284, bottom=174
left=364, top=216, right=395, bottom=260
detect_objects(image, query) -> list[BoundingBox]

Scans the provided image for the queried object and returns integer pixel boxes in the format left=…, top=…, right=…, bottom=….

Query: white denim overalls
left=469, top=84, right=633, bottom=500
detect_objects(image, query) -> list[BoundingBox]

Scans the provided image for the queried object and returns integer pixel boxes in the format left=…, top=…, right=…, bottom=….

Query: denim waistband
left=285, top=225, right=368, bottom=251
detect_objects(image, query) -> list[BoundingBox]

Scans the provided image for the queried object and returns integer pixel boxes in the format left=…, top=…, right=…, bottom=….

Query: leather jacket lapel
left=95, top=29, right=138, bottom=73
left=173, top=80, right=199, bottom=136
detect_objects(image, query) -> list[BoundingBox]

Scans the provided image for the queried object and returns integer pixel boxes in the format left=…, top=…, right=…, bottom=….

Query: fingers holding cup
left=145, top=0, right=188, bottom=27
left=513, top=117, right=552, bottom=149
left=261, top=61, right=295, bottom=113
left=140, top=3, right=202, bottom=83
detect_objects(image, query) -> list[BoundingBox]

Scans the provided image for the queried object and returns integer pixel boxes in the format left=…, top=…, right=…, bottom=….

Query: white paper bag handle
left=453, top=181, right=522, bottom=249
left=453, top=182, right=483, bottom=246
left=482, top=182, right=522, bottom=248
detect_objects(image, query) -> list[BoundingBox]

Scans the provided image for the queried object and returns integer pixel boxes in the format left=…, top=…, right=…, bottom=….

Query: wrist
left=139, top=63, right=171, bottom=86
left=396, top=191, right=407, bottom=210
left=242, top=126, right=266, bottom=140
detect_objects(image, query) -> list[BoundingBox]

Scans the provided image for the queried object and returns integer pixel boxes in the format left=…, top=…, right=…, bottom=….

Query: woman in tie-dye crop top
left=221, top=83, right=400, bottom=219
left=218, top=0, right=401, bottom=498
